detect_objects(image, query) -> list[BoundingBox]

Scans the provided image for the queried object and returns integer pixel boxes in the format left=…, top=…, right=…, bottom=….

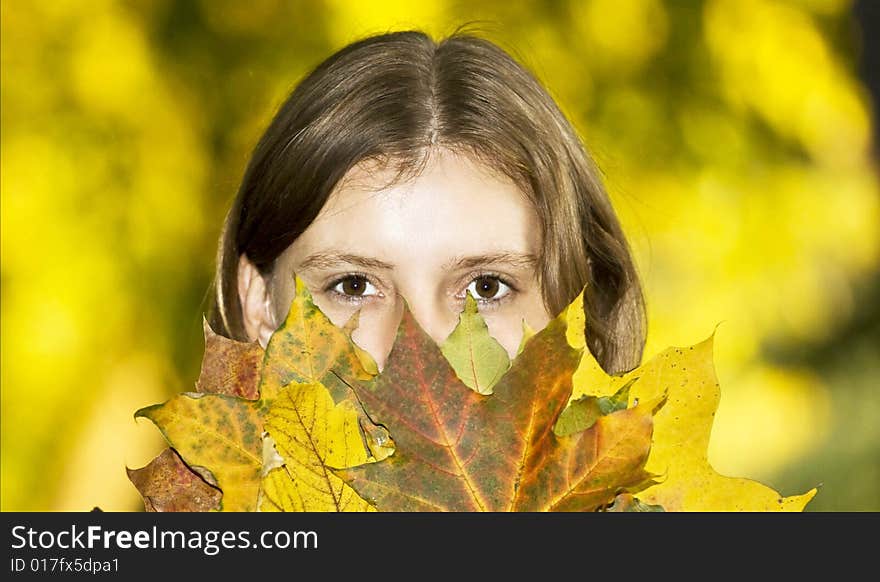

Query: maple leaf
left=334, top=291, right=657, bottom=512
left=553, top=380, right=633, bottom=437
left=563, top=292, right=819, bottom=511
left=131, top=279, right=381, bottom=511
left=135, top=393, right=264, bottom=511
left=195, top=318, right=263, bottom=399
left=129, top=323, right=267, bottom=511
left=440, top=291, right=510, bottom=395
left=259, top=381, right=376, bottom=512
left=126, top=448, right=221, bottom=512
left=130, top=275, right=817, bottom=513
left=259, top=276, right=377, bottom=402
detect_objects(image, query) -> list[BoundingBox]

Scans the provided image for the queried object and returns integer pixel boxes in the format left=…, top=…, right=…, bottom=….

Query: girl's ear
left=237, top=254, right=277, bottom=348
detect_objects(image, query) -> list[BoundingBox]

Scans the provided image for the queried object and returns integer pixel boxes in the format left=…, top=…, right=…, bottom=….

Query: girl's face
left=257, top=148, right=552, bottom=370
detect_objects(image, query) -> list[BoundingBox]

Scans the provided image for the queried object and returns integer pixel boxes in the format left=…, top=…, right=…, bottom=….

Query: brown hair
left=208, top=29, right=647, bottom=375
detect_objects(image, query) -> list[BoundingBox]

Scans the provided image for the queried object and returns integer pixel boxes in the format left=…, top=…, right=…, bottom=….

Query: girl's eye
left=328, top=275, right=379, bottom=300
left=465, top=275, right=512, bottom=302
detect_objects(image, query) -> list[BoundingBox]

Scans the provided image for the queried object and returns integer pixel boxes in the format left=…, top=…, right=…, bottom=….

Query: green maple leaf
left=440, top=291, right=510, bottom=395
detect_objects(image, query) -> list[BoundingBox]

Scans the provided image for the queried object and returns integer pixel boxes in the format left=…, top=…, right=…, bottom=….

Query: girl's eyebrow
left=298, top=251, right=395, bottom=272
left=443, top=252, right=537, bottom=271
left=297, top=250, right=537, bottom=272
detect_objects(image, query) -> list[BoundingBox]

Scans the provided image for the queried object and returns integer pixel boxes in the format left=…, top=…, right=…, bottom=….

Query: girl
left=208, top=29, right=646, bottom=376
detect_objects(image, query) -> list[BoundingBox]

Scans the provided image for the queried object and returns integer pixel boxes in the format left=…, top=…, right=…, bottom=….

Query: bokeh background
left=2, top=0, right=878, bottom=512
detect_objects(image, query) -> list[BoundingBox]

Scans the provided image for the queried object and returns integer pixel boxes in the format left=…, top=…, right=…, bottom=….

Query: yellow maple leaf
left=259, top=276, right=377, bottom=402
left=564, top=292, right=818, bottom=511
left=259, top=381, right=375, bottom=512
left=135, top=393, right=264, bottom=512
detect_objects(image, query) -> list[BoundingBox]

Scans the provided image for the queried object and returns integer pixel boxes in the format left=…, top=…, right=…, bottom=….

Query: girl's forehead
left=330, top=148, right=517, bottom=199
left=281, top=150, right=541, bottom=268
left=320, top=149, right=527, bottom=216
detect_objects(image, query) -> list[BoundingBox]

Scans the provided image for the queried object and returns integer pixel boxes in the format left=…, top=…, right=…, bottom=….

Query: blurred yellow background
left=2, top=0, right=878, bottom=511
